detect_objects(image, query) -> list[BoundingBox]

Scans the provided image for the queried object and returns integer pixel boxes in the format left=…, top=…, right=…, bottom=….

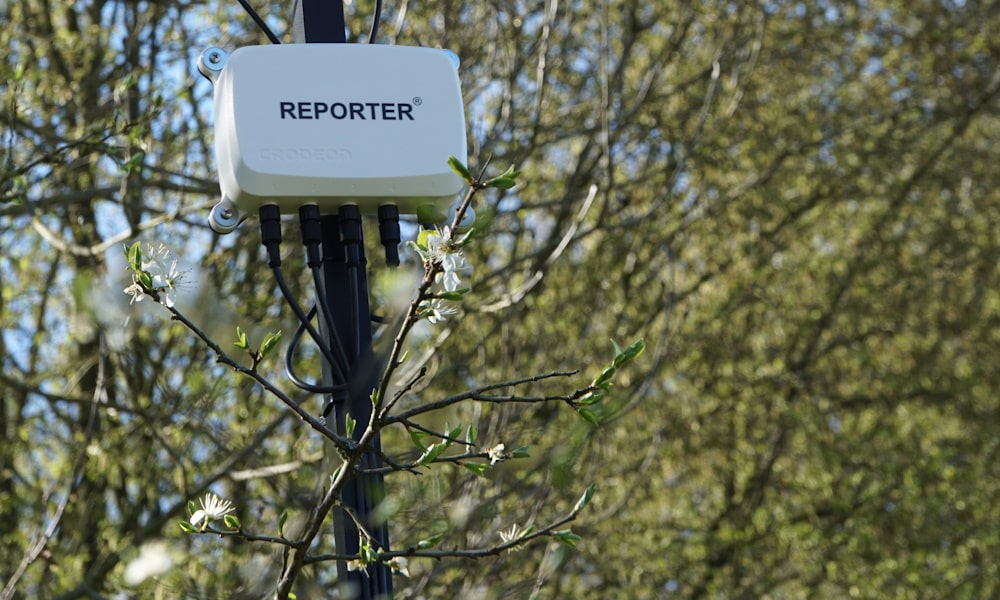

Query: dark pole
left=293, top=2, right=393, bottom=598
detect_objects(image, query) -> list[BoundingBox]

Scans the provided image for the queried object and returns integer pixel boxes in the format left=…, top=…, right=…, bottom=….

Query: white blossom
left=189, top=492, right=235, bottom=531
left=487, top=443, right=507, bottom=466
left=422, top=227, right=471, bottom=292
left=123, top=281, right=146, bottom=305
left=414, top=226, right=474, bottom=324
left=346, top=559, right=369, bottom=575
left=437, top=252, right=467, bottom=292
left=498, top=523, right=525, bottom=552
left=124, top=242, right=188, bottom=308
left=387, top=556, right=410, bottom=577
left=425, top=298, right=458, bottom=324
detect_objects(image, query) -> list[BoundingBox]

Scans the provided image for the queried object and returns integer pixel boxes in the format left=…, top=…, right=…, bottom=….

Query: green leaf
left=483, top=164, right=522, bottom=189
left=436, top=288, right=471, bottom=301
left=234, top=326, right=249, bottom=350
left=223, top=514, right=240, bottom=530
left=187, top=500, right=197, bottom=515
left=577, top=407, right=601, bottom=426
left=511, top=445, right=530, bottom=459
left=417, top=441, right=448, bottom=466
left=345, top=412, right=356, bottom=438
left=463, top=462, right=489, bottom=477
left=485, top=177, right=517, bottom=190
left=417, top=533, right=443, bottom=549
left=138, top=271, right=153, bottom=290
left=612, top=338, right=645, bottom=368
left=448, top=155, right=474, bottom=184
left=125, top=242, right=142, bottom=272
left=593, top=365, right=616, bottom=388
left=447, top=423, right=464, bottom=443
left=416, top=229, right=435, bottom=251
left=179, top=520, right=196, bottom=533
left=579, top=389, right=605, bottom=406
left=278, top=510, right=288, bottom=537
left=574, top=483, right=596, bottom=512
left=260, top=330, right=282, bottom=357
left=408, top=428, right=428, bottom=451
left=554, top=529, right=582, bottom=548
left=466, top=423, right=478, bottom=445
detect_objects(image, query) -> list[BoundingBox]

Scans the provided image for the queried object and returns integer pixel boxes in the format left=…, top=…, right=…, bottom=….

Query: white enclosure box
left=208, top=44, right=468, bottom=214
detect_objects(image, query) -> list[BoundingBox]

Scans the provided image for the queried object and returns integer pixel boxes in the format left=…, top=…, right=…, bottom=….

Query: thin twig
left=164, top=304, right=354, bottom=454
left=384, top=371, right=582, bottom=424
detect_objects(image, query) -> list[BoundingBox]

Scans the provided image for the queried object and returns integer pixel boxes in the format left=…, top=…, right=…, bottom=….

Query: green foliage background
left=1, top=0, right=998, bottom=597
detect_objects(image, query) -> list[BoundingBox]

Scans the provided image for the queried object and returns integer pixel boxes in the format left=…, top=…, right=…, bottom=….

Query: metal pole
left=293, top=2, right=393, bottom=598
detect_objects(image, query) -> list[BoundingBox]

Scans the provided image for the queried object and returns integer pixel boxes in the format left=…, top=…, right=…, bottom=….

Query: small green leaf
left=578, top=390, right=605, bottom=406
left=417, top=441, right=448, bottom=466
left=463, top=462, right=489, bottom=477
left=417, top=533, right=443, bottom=549
left=187, top=500, right=197, bottom=515
left=577, top=407, right=601, bottom=426
left=466, top=423, right=478, bottom=445
left=408, top=428, right=428, bottom=451
left=125, top=242, right=142, bottom=272
left=612, top=338, right=645, bottom=368
left=278, top=510, right=288, bottom=537
left=345, top=412, right=356, bottom=438
left=574, top=483, right=596, bottom=512
left=593, top=365, right=616, bottom=388
left=485, top=177, right=517, bottom=190
left=554, top=529, right=582, bottom=548
left=179, top=520, right=196, bottom=533
left=223, top=514, right=240, bottom=530
left=511, top=445, right=530, bottom=459
left=483, top=164, right=521, bottom=189
left=436, top=288, right=470, bottom=301
left=447, top=423, right=464, bottom=443
left=416, top=229, right=435, bottom=251
left=448, top=155, right=474, bottom=184
left=138, top=270, right=153, bottom=290
left=234, top=327, right=249, bottom=350
left=260, top=330, right=282, bottom=357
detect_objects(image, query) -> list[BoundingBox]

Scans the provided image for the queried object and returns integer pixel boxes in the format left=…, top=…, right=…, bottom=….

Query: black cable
left=259, top=205, right=350, bottom=383
left=368, top=0, right=382, bottom=43
left=339, top=205, right=364, bottom=361
left=377, top=204, right=401, bottom=266
left=272, top=266, right=350, bottom=384
left=300, top=205, right=353, bottom=372
left=285, top=305, right=349, bottom=394
left=237, top=0, right=282, bottom=44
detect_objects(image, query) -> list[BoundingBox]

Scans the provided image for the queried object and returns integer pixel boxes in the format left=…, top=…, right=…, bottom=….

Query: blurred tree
left=2, top=0, right=998, bottom=598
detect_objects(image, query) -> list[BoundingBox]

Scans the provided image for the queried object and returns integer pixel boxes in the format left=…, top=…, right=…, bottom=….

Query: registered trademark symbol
left=412, top=96, right=423, bottom=106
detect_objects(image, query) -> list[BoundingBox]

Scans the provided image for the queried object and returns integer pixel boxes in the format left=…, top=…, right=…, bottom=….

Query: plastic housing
left=210, top=44, right=467, bottom=214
